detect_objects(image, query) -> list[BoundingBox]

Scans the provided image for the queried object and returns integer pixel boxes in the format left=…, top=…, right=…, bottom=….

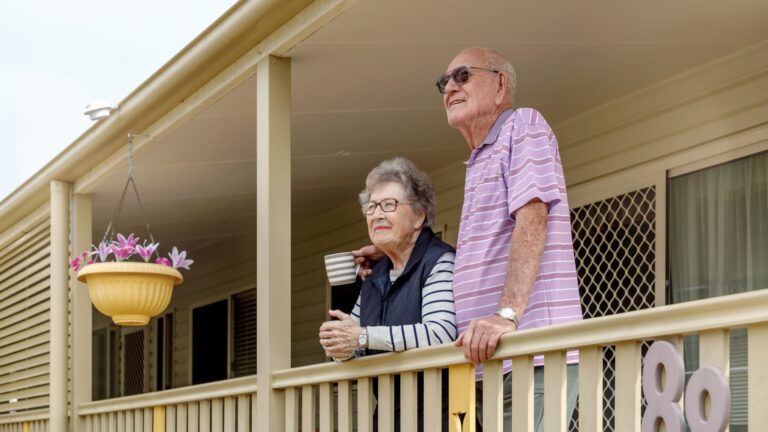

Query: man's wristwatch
left=496, top=307, right=520, bottom=327
left=358, top=327, right=369, bottom=350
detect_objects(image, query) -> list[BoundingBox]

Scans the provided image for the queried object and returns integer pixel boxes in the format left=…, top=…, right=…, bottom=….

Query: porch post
left=50, top=180, right=70, bottom=432
left=255, top=55, right=291, bottom=431
left=71, top=194, right=92, bottom=431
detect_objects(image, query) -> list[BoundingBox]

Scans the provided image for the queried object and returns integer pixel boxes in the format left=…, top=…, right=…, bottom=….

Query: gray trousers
left=476, top=364, right=579, bottom=432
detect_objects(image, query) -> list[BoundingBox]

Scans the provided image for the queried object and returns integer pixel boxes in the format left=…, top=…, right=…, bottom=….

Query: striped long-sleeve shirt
left=350, top=251, right=456, bottom=351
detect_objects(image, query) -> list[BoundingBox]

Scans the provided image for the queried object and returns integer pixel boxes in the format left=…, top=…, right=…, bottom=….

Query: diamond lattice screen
left=568, top=186, right=657, bottom=431
left=123, top=331, right=145, bottom=396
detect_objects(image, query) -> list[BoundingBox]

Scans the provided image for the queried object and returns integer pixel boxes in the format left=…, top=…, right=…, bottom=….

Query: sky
left=0, top=1, right=235, bottom=202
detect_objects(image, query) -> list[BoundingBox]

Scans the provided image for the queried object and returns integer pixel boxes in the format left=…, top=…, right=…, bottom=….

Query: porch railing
left=272, top=289, right=768, bottom=431
left=0, top=410, right=48, bottom=432
left=77, top=375, right=256, bottom=432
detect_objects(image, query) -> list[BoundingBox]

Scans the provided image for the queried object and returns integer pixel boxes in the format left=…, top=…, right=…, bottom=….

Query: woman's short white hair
left=359, top=157, right=436, bottom=227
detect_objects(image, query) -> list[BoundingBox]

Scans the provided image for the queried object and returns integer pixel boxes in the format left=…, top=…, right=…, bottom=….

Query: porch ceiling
left=87, top=0, right=768, bottom=254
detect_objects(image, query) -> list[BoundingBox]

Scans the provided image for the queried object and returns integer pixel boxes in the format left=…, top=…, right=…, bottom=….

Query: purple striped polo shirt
left=453, top=108, right=582, bottom=370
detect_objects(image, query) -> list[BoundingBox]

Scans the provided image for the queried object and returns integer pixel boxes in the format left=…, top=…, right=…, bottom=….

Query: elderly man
left=356, top=47, right=582, bottom=429
left=438, top=47, right=583, bottom=429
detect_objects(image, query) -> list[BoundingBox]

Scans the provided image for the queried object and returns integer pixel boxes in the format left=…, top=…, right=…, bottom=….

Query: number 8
left=642, top=341, right=685, bottom=432
left=641, top=341, right=731, bottom=432
left=685, top=366, right=730, bottom=432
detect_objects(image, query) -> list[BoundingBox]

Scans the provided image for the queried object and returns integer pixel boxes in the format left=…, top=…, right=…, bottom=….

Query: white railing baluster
left=100, top=413, right=108, bottom=432
left=615, top=341, right=641, bottom=431
left=135, top=409, right=143, bottom=432
left=302, top=385, right=316, bottom=432
left=200, top=400, right=211, bottom=432
left=188, top=402, right=199, bottom=432
left=578, top=346, right=603, bottom=431
left=511, top=355, right=533, bottom=432
left=378, top=375, right=394, bottom=432
left=249, top=393, right=257, bottom=432
left=285, top=387, right=299, bottom=432
left=748, top=322, right=768, bottom=429
left=483, top=359, right=504, bottom=432
left=700, top=329, right=730, bottom=372
left=236, top=396, right=247, bottom=432
left=177, top=404, right=187, bottom=432
left=124, top=409, right=133, bottom=432
left=117, top=411, right=125, bottom=432
left=544, top=350, right=567, bottom=431
left=318, top=382, right=334, bottom=432
left=337, top=380, right=353, bottom=432
left=423, top=368, right=442, bottom=432
left=400, top=372, right=418, bottom=431
left=143, top=408, right=152, bottom=432
left=358, top=378, right=373, bottom=432
left=167, top=405, right=176, bottom=432
left=223, top=397, right=235, bottom=432
left=211, top=399, right=223, bottom=432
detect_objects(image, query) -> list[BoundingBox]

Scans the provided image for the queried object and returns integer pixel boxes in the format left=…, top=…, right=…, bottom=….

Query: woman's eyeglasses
left=435, top=65, right=499, bottom=94
left=361, top=198, right=411, bottom=215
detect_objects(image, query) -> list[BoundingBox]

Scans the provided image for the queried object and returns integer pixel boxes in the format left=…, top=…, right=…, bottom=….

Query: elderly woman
left=319, top=157, right=456, bottom=361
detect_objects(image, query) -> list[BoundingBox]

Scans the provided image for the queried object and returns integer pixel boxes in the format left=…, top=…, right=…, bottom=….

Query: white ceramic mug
left=324, top=252, right=361, bottom=286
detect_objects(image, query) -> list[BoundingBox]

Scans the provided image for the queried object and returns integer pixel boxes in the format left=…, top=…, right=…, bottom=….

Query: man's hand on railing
left=455, top=315, right=517, bottom=366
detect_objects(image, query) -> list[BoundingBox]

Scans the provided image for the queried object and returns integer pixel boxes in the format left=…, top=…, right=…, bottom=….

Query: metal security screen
left=123, top=331, right=145, bottom=396
left=569, top=186, right=657, bottom=431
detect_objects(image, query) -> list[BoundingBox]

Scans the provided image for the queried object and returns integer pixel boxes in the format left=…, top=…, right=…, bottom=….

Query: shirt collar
left=465, top=109, right=515, bottom=164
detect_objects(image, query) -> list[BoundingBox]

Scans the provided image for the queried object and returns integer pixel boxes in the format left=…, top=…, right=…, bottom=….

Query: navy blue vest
left=358, top=227, right=454, bottom=356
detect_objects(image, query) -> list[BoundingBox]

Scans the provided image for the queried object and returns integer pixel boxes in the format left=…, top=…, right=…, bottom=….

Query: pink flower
left=111, top=244, right=135, bottom=261
left=116, top=233, right=140, bottom=248
left=91, top=241, right=112, bottom=262
left=72, top=233, right=193, bottom=271
left=70, top=251, right=90, bottom=272
left=155, top=257, right=172, bottom=267
left=135, top=243, right=159, bottom=262
left=169, top=247, right=193, bottom=270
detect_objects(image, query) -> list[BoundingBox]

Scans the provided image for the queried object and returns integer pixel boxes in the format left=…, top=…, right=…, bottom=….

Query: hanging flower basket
left=71, top=135, right=194, bottom=326
left=77, top=262, right=183, bottom=326
left=72, top=233, right=193, bottom=326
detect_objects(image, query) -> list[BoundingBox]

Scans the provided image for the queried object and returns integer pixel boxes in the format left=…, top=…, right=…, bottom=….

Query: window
left=155, top=313, right=174, bottom=391
left=668, top=150, right=768, bottom=431
left=192, top=299, right=228, bottom=385
left=191, top=289, right=258, bottom=384
left=92, top=327, right=119, bottom=401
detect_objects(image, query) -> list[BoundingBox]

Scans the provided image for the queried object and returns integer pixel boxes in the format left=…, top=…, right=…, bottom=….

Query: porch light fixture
left=84, top=100, right=117, bottom=121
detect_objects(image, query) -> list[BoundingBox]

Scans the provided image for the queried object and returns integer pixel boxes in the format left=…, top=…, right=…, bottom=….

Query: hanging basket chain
left=100, top=134, right=161, bottom=260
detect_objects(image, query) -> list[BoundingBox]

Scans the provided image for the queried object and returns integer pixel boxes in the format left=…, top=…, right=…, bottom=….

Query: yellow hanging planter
left=77, top=262, right=183, bottom=326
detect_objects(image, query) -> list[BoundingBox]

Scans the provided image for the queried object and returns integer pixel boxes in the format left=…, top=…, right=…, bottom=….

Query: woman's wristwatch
left=358, top=327, right=369, bottom=350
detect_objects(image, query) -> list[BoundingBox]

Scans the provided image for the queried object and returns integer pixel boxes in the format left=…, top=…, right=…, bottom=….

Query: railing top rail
left=0, top=409, right=49, bottom=425
left=272, top=289, right=768, bottom=389
left=78, top=375, right=256, bottom=416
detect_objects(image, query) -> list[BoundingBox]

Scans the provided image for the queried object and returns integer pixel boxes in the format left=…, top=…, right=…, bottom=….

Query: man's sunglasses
left=435, top=65, right=499, bottom=94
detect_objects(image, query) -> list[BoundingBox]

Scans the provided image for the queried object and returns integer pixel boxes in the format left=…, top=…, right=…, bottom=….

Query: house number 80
left=641, top=341, right=731, bottom=432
